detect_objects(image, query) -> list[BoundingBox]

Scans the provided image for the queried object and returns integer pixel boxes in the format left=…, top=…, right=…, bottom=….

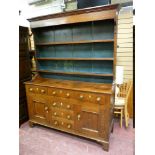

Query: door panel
left=27, top=94, right=49, bottom=124
left=80, top=111, right=99, bottom=137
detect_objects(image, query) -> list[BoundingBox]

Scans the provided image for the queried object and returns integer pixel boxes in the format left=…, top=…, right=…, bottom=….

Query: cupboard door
left=74, top=94, right=107, bottom=138
left=73, top=102, right=100, bottom=138
left=27, top=94, right=50, bottom=124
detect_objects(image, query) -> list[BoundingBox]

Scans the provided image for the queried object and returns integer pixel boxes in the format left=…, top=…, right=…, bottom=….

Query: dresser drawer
left=51, top=108, right=74, bottom=120
left=48, top=87, right=75, bottom=99
left=74, top=91, right=105, bottom=104
left=48, top=87, right=104, bottom=104
left=26, top=85, right=47, bottom=95
left=51, top=117, right=74, bottom=130
left=49, top=96, right=74, bottom=110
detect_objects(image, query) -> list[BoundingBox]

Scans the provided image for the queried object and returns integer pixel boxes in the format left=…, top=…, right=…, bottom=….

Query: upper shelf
left=36, top=39, right=114, bottom=46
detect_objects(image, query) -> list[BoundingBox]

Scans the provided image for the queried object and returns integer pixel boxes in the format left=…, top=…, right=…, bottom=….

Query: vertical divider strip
left=92, top=21, right=94, bottom=74
left=53, top=26, right=57, bottom=71
left=72, top=24, right=74, bottom=73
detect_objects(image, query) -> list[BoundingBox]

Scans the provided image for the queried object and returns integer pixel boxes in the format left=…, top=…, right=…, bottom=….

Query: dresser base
left=29, top=120, right=111, bottom=151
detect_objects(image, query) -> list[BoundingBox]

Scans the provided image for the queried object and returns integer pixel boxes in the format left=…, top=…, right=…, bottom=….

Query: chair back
left=118, top=81, right=133, bottom=102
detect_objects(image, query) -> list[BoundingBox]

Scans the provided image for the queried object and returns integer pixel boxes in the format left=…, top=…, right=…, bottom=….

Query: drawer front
left=26, top=85, right=47, bottom=95
left=51, top=117, right=74, bottom=130
left=75, top=92, right=105, bottom=104
left=51, top=108, right=74, bottom=121
left=48, top=87, right=75, bottom=98
left=49, top=96, right=74, bottom=111
left=48, top=87, right=105, bottom=104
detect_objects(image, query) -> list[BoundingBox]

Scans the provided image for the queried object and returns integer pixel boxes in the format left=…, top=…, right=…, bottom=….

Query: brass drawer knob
left=80, top=95, right=84, bottom=99
left=60, top=102, right=63, bottom=106
left=44, top=106, right=48, bottom=111
left=88, top=95, right=92, bottom=98
left=41, top=89, right=45, bottom=93
left=53, top=102, right=57, bottom=106
left=67, top=115, right=71, bottom=119
left=29, top=88, right=33, bottom=92
left=67, top=124, right=71, bottom=129
left=97, top=97, right=101, bottom=102
left=54, top=112, right=57, bottom=116
left=52, top=91, right=56, bottom=95
left=77, top=114, right=81, bottom=121
left=66, top=105, right=71, bottom=109
left=54, top=121, right=58, bottom=125
left=61, top=122, right=64, bottom=125
left=66, top=93, right=70, bottom=97
left=36, top=88, right=39, bottom=91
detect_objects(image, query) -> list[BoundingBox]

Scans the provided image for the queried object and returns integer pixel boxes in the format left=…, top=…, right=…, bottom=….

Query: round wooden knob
left=36, top=88, right=39, bottom=91
left=66, top=93, right=70, bottom=97
left=88, top=95, right=92, bottom=98
left=67, top=115, right=71, bottom=119
left=77, top=114, right=81, bottom=121
left=67, top=124, right=71, bottom=129
left=54, top=121, right=58, bottom=125
left=29, top=88, right=33, bottom=92
left=44, top=107, right=48, bottom=110
left=80, top=95, right=84, bottom=99
left=61, top=122, right=64, bottom=125
left=67, top=105, right=71, bottom=109
left=52, top=91, right=56, bottom=95
left=60, top=102, right=63, bottom=106
left=97, top=97, right=101, bottom=102
left=53, top=102, right=57, bottom=106
left=41, top=89, right=45, bottom=93
left=54, top=112, right=57, bottom=116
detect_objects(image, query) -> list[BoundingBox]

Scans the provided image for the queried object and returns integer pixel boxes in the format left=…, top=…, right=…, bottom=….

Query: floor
left=19, top=119, right=134, bottom=155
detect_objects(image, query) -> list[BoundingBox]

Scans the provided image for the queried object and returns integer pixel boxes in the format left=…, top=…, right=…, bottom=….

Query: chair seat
left=115, top=97, right=125, bottom=106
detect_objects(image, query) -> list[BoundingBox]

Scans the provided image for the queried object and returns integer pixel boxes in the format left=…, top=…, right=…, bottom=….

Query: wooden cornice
left=28, top=4, right=119, bottom=22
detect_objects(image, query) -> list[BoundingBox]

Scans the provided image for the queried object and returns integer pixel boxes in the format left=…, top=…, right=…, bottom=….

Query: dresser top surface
left=25, top=77, right=113, bottom=94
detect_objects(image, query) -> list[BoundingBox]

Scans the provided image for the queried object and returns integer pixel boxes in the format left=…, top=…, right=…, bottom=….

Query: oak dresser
left=25, top=4, right=118, bottom=151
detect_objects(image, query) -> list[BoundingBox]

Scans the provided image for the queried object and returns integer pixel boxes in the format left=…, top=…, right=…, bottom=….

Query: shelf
left=36, top=58, right=114, bottom=61
left=36, top=39, right=114, bottom=46
left=36, top=70, right=113, bottom=77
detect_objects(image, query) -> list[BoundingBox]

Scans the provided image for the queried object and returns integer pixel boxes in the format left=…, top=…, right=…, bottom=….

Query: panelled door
left=27, top=94, right=50, bottom=124
left=74, top=94, right=110, bottom=139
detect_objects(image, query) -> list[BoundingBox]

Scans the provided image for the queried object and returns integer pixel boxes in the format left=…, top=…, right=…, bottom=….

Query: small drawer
left=27, top=85, right=47, bottom=95
left=26, top=85, right=35, bottom=93
left=48, top=88, right=61, bottom=97
left=75, top=91, right=104, bottom=103
left=50, top=97, right=73, bottom=110
left=37, top=86, right=47, bottom=95
left=48, top=88, right=74, bottom=99
left=52, top=119, right=73, bottom=130
left=52, top=108, right=74, bottom=120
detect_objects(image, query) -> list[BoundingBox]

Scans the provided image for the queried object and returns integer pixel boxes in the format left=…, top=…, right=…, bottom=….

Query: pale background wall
left=117, top=7, right=133, bottom=82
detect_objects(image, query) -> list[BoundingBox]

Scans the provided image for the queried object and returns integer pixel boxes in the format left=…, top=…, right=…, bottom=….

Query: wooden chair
left=114, top=80, right=133, bottom=128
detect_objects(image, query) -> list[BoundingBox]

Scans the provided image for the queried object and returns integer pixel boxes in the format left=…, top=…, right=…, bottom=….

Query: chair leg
left=120, top=109, right=123, bottom=128
left=124, top=107, right=129, bottom=128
